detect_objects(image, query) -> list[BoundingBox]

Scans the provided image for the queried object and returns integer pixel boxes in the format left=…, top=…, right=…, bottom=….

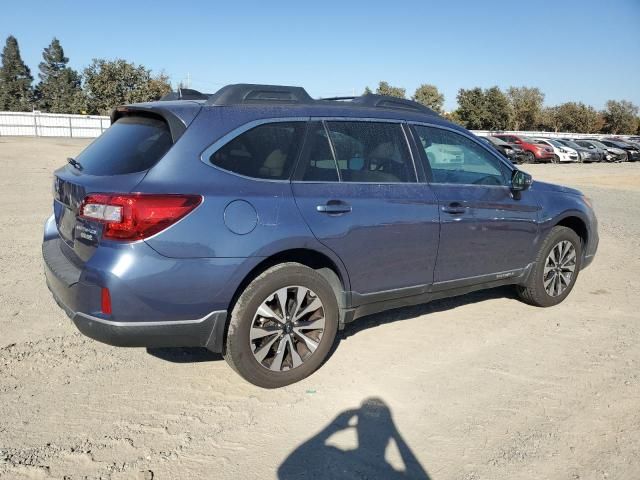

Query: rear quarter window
left=208, top=122, right=305, bottom=180
left=75, top=116, right=172, bottom=175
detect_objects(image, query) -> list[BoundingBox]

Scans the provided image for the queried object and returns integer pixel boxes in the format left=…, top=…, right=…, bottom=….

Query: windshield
left=519, top=136, right=536, bottom=143
left=560, top=140, right=582, bottom=149
left=589, top=140, right=607, bottom=149
left=548, top=140, right=564, bottom=148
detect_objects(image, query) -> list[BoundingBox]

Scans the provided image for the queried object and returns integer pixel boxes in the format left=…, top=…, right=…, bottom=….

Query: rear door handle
left=316, top=201, right=352, bottom=214
left=442, top=202, right=466, bottom=215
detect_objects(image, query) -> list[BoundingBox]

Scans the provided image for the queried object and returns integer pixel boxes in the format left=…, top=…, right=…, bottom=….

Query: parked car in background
left=534, top=138, right=579, bottom=163
left=42, top=83, right=599, bottom=387
left=600, top=139, right=640, bottom=161
left=493, top=134, right=555, bottom=163
left=556, top=139, right=601, bottom=163
left=479, top=136, right=526, bottom=164
left=573, top=139, right=622, bottom=162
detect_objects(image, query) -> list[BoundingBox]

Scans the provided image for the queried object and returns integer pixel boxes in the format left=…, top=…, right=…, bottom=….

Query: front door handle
left=317, top=201, right=352, bottom=214
left=442, top=202, right=466, bottom=215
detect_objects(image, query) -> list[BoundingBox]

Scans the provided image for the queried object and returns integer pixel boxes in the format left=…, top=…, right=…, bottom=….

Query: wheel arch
left=555, top=215, right=588, bottom=248
left=229, top=248, right=349, bottom=314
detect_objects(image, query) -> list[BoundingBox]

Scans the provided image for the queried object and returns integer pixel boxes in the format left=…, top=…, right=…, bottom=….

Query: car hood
left=531, top=180, right=583, bottom=197
left=607, top=147, right=626, bottom=154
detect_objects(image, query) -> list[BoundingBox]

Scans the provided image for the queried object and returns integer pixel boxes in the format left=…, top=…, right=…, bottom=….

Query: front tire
left=224, top=263, right=339, bottom=388
left=517, top=226, right=582, bottom=307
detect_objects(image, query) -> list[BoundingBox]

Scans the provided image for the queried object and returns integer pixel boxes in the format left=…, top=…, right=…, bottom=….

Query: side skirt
left=341, top=264, right=533, bottom=325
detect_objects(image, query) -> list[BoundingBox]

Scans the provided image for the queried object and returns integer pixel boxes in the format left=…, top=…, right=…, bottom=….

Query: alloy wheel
left=543, top=240, right=576, bottom=297
left=250, top=286, right=326, bottom=371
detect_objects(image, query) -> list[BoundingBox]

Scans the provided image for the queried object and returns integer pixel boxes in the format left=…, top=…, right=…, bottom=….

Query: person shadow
left=278, top=397, right=431, bottom=480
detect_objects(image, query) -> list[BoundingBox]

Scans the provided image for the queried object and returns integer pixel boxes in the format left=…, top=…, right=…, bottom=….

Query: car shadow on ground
left=147, top=286, right=518, bottom=364
left=278, top=397, right=431, bottom=479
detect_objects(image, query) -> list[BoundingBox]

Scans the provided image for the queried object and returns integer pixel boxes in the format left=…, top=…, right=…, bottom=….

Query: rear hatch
left=53, top=114, right=174, bottom=264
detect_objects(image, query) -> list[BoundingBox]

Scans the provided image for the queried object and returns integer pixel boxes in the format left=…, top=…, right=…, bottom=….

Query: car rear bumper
left=42, top=216, right=232, bottom=352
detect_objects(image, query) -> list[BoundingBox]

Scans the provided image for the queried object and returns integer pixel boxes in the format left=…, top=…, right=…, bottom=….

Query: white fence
left=0, top=111, right=110, bottom=138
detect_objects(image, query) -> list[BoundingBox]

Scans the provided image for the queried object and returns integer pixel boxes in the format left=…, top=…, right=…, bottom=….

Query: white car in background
left=534, top=138, right=579, bottom=163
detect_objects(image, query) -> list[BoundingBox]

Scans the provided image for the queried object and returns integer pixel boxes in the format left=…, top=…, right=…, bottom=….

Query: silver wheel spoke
left=257, top=303, right=283, bottom=323
left=250, top=325, right=281, bottom=341
left=275, top=288, right=290, bottom=318
left=294, top=287, right=309, bottom=317
left=270, top=336, right=288, bottom=371
left=254, top=333, right=282, bottom=363
left=293, top=297, right=322, bottom=321
left=293, top=329, right=319, bottom=353
left=287, top=336, right=303, bottom=368
left=296, top=317, right=325, bottom=330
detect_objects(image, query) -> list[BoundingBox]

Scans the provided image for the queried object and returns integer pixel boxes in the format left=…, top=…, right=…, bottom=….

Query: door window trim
left=409, top=122, right=514, bottom=187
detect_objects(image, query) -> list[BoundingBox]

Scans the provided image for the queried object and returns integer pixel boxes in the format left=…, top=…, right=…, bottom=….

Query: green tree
left=602, top=100, right=639, bottom=134
left=554, top=102, right=602, bottom=133
left=375, top=81, right=405, bottom=98
left=444, top=110, right=465, bottom=126
left=0, top=35, right=33, bottom=111
left=537, top=106, right=561, bottom=132
left=412, top=84, right=444, bottom=113
left=83, top=59, right=171, bottom=115
left=35, top=38, right=85, bottom=113
left=363, top=86, right=372, bottom=95
left=483, top=86, right=511, bottom=130
left=455, top=87, right=486, bottom=129
left=506, top=86, right=544, bottom=130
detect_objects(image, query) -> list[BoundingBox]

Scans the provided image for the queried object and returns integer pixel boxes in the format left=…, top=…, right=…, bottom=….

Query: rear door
left=291, top=120, right=440, bottom=299
left=411, top=124, right=540, bottom=285
left=53, top=115, right=173, bottom=263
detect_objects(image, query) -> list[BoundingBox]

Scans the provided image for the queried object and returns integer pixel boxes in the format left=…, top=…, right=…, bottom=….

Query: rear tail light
left=79, top=193, right=202, bottom=241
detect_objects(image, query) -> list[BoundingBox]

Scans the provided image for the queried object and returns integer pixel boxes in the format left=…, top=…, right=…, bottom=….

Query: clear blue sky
left=2, top=0, right=639, bottom=111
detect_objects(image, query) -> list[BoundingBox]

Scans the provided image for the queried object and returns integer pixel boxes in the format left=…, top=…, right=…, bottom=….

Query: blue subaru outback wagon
left=43, top=84, right=598, bottom=387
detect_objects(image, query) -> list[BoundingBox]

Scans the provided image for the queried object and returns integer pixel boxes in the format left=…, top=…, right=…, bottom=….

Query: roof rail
left=319, top=93, right=438, bottom=116
left=160, top=88, right=211, bottom=101
left=352, top=94, right=438, bottom=115
left=206, top=84, right=314, bottom=106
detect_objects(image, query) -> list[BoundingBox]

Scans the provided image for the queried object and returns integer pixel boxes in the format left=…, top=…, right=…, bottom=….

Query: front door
left=292, top=120, right=440, bottom=298
left=411, top=124, right=540, bottom=285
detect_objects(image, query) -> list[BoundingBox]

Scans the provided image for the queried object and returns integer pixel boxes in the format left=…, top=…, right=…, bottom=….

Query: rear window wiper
left=67, top=157, right=83, bottom=171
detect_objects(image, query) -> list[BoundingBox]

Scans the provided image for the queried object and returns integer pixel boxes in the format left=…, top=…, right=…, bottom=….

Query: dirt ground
left=1, top=136, right=639, bottom=480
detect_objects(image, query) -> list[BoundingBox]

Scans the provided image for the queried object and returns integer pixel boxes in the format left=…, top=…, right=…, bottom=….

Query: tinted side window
left=209, top=122, right=304, bottom=180
left=325, top=121, right=415, bottom=183
left=75, top=116, right=172, bottom=175
left=299, top=122, right=339, bottom=181
left=413, top=126, right=506, bottom=186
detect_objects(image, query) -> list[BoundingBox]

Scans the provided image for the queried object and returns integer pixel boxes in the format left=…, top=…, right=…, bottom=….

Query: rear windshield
left=75, top=116, right=172, bottom=175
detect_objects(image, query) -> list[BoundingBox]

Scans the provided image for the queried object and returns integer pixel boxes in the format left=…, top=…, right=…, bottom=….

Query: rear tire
left=516, top=226, right=582, bottom=307
left=224, top=263, right=339, bottom=388
left=552, top=155, right=560, bottom=164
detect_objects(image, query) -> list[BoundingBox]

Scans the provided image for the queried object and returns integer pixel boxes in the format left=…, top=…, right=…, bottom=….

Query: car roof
left=123, top=83, right=464, bottom=133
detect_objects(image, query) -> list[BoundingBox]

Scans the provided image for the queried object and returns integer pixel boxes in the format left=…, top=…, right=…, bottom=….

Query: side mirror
left=511, top=169, right=533, bottom=192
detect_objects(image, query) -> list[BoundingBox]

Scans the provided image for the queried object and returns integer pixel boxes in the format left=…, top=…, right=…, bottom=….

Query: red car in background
left=493, top=134, right=555, bottom=163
